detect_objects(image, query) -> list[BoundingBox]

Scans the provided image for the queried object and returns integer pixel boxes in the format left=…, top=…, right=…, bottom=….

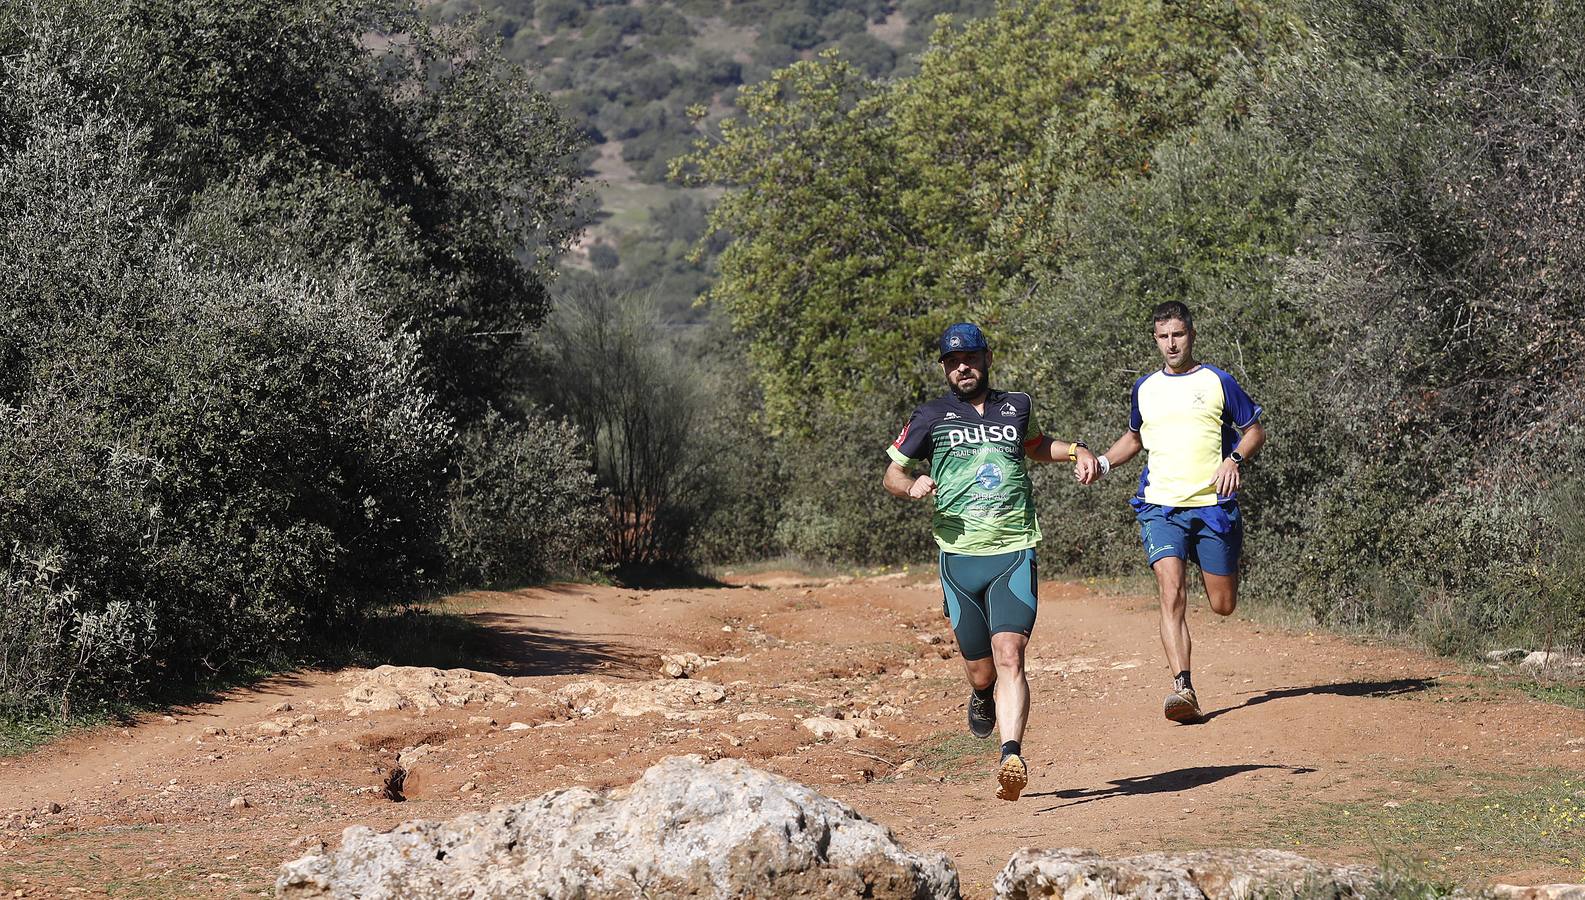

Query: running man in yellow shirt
left=1082, top=302, right=1267, bottom=723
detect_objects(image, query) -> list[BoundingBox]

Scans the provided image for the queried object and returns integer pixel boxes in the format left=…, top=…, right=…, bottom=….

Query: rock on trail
left=994, top=848, right=1377, bottom=899
left=277, top=754, right=959, bottom=899
left=339, top=665, right=560, bottom=716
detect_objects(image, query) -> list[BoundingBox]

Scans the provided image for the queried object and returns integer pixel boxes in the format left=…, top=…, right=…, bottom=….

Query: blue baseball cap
left=938, top=323, right=989, bottom=359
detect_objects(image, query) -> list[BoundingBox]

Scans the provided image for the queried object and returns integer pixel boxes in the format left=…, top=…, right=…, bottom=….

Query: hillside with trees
left=423, top=0, right=995, bottom=319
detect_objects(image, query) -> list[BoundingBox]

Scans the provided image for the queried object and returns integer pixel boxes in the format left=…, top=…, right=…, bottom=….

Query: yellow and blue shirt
left=1129, top=365, right=1262, bottom=509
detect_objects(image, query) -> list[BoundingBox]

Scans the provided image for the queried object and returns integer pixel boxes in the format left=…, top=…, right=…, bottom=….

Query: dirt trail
left=1, top=574, right=1581, bottom=898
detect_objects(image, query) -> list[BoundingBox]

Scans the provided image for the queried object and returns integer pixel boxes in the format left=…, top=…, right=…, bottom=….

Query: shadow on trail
left=153, top=671, right=321, bottom=720
left=465, top=612, right=655, bottom=678
left=611, top=565, right=732, bottom=590
left=1028, top=764, right=1317, bottom=811
left=1200, top=677, right=1438, bottom=722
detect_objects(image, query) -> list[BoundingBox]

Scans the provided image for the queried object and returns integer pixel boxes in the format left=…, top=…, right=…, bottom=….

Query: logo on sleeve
left=892, top=422, right=910, bottom=447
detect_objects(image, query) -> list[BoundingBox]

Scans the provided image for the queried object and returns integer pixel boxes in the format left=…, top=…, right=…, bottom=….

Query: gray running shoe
left=1163, top=687, right=1202, bottom=723
left=996, top=753, right=1028, bottom=801
left=967, top=690, right=995, bottom=738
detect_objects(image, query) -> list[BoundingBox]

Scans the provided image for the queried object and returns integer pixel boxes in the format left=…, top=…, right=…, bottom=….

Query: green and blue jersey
left=887, top=390, right=1044, bottom=555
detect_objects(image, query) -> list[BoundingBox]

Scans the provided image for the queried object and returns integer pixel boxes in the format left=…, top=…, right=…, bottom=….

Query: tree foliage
left=0, top=0, right=597, bottom=716
left=542, top=285, right=718, bottom=567
left=682, top=0, right=1270, bottom=434
left=687, top=0, right=1585, bottom=651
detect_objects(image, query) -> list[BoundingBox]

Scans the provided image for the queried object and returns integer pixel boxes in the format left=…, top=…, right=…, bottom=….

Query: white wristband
left=1097, top=455, right=1111, bottom=477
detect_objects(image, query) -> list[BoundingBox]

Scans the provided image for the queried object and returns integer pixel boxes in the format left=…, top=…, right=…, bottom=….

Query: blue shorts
left=1136, top=502, right=1243, bottom=576
left=938, top=548, right=1038, bottom=661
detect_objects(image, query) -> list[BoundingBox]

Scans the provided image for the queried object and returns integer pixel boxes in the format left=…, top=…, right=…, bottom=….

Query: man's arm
left=884, top=461, right=936, bottom=500
left=1027, top=435, right=1098, bottom=481
left=1078, top=430, right=1142, bottom=485
left=1213, top=419, right=1267, bottom=496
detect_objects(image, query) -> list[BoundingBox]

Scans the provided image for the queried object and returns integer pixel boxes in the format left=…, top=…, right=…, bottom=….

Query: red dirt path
left=1, top=574, right=1581, bottom=897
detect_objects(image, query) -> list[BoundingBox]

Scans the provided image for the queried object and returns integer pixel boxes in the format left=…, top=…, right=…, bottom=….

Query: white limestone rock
left=553, top=678, right=727, bottom=719
left=277, top=755, right=959, bottom=899
left=993, top=848, right=1376, bottom=899
left=660, top=651, right=710, bottom=678
left=340, top=665, right=563, bottom=719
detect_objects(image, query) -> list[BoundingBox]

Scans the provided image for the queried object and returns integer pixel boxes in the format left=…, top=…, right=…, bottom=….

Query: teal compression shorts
left=938, top=548, right=1038, bottom=661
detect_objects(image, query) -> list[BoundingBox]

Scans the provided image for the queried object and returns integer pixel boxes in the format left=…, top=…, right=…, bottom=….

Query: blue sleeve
left=1128, top=376, right=1145, bottom=432
left=888, top=407, right=934, bottom=464
left=1213, top=367, right=1263, bottom=429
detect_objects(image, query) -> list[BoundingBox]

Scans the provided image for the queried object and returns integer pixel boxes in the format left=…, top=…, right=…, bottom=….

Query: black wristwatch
left=1228, top=450, right=1245, bottom=465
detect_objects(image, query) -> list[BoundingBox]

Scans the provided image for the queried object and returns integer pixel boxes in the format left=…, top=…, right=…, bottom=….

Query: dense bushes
left=0, top=1, right=600, bottom=717
left=0, top=72, right=451, bottom=705
left=444, top=410, right=605, bottom=587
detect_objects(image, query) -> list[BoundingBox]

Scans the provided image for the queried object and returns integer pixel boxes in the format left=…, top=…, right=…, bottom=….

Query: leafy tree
left=832, top=30, right=896, bottom=77
left=598, top=6, right=644, bottom=32
left=696, top=48, right=744, bottom=85
left=820, top=8, right=868, bottom=39
left=679, top=57, right=930, bottom=432
left=539, top=0, right=587, bottom=29
left=43, top=0, right=588, bottom=426
left=766, top=10, right=824, bottom=48
left=683, top=0, right=1266, bottom=434
left=589, top=242, right=622, bottom=270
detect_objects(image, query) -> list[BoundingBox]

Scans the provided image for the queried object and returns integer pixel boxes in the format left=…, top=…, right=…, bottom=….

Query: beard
left=949, top=371, right=986, bottom=400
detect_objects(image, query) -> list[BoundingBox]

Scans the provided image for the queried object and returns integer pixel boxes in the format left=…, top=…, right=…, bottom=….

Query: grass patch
left=1263, top=769, right=1585, bottom=883
left=0, top=712, right=101, bottom=757
left=1240, top=594, right=1326, bottom=634
left=914, top=729, right=997, bottom=777
left=1519, top=680, right=1585, bottom=710
left=1254, top=867, right=1461, bottom=900
left=707, top=555, right=855, bottom=581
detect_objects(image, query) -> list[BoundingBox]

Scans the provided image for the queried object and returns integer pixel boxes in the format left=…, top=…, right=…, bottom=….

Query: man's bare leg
left=1154, top=556, right=1191, bottom=673
left=961, top=653, right=996, bottom=738
left=1154, top=557, right=1202, bottom=722
left=989, top=632, right=1030, bottom=744
left=989, top=631, right=1030, bottom=800
left=1203, top=571, right=1239, bottom=617
left=962, top=655, right=995, bottom=692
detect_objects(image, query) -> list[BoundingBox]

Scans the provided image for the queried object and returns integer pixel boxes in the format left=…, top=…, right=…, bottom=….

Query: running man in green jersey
left=884, top=323, right=1098, bottom=801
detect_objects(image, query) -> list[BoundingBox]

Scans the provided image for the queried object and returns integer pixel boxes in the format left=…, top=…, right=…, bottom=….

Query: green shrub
left=0, top=548, right=145, bottom=718
left=772, top=406, right=938, bottom=566
left=0, top=0, right=583, bottom=717
left=444, top=410, right=606, bottom=587
left=540, top=283, right=718, bottom=566
left=538, top=0, right=586, bottom=30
